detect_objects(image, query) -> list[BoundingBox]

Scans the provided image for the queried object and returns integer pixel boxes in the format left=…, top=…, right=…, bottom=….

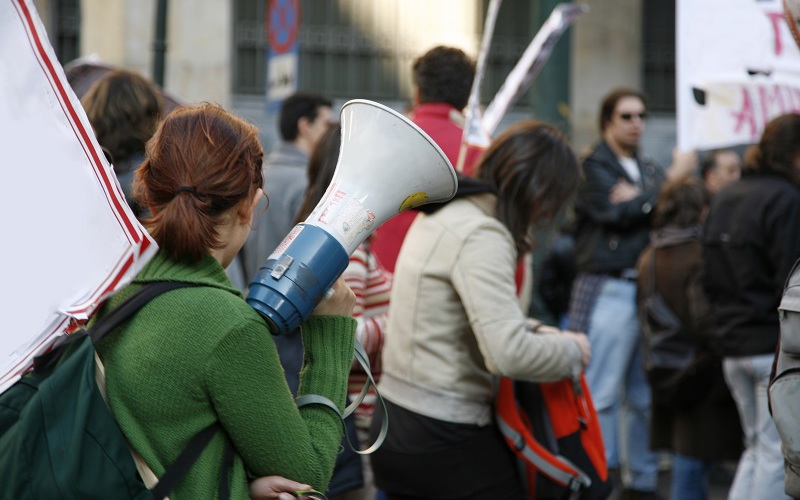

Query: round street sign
left=267, top=0, right=300, bottom=54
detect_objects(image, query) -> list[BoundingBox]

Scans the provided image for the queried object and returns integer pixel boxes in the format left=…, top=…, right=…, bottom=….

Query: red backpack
left=496, top=258, right=608, bottom=499
left=496, top=375, right=609, bottom=499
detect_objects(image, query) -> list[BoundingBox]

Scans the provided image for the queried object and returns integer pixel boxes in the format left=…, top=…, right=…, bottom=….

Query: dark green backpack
left=0, top=281, right=231, bottom=499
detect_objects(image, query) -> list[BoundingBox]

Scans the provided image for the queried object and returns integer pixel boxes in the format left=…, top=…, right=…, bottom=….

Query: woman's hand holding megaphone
left=310, top=276, right=356, bottom=318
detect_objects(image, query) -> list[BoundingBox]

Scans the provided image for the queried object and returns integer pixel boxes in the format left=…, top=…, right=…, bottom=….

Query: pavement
left=606, top=459, right=736, bottom=500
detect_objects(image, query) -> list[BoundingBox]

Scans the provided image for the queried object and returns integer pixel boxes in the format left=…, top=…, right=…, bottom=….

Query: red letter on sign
left=766, top=12, right=785, bottom=55
left=731, top=87, right=758, bottom=141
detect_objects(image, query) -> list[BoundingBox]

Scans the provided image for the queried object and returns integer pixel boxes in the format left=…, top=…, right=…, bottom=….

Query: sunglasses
left=618, top=112, right=648, bottom=121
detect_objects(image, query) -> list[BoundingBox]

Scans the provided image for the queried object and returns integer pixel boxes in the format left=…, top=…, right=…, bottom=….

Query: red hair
left=135, top=103, right=264, bottom=262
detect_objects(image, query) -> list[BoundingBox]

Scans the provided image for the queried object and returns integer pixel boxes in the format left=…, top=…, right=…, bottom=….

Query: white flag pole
left=456, top=0, right=503, bottom=172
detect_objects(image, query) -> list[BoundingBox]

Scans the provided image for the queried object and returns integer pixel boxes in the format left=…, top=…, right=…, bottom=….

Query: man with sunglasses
left=567, top=88, right=696, bottom=500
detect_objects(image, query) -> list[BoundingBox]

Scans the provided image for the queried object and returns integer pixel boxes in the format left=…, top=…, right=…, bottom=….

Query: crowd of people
left=76, top=41, right=800, bottom=500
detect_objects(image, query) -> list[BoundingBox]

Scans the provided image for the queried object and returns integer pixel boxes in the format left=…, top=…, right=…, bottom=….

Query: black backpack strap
left=88, top=280, right=232, bottom=498
left=219, top=433, right=235, bottom=500
left=150, top=423, right=229, bottom=499
left=89, top=281, right=197, bottom=344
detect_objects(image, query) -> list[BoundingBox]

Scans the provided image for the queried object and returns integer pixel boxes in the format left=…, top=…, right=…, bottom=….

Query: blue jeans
left=585, top=278, right=658, bottom=491
left=723, top=354, right=790, bottom=500
left=671, top=454, right=709, bottom=500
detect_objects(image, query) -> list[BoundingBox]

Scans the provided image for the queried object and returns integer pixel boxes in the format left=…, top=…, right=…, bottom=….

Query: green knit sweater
left=94, top=251, right=356, bottom=499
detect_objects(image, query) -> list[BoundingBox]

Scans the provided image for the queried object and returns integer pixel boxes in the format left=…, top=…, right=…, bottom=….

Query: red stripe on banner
left=13, top=0, right=140, bottom=244
left=65, top=248, right=137, bottom=315
left=99, top=254, right=136, bottom=299
left=139, top=236, right=152, bottom=255
left=68, top=235, right=151, bottom=315
left=4, top=1, right=156, bottom=385
left=2, top=316, right=69, bottom=382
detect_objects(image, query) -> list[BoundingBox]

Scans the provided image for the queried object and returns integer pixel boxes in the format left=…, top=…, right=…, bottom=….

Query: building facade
left=33, top=0, right=677, bottom=164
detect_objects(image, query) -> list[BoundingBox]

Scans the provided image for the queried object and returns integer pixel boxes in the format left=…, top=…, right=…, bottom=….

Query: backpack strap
left=149, top=422, right=230, bottom=500
left=295, top=338, right=388, bottom=455
left=495, top=378, right=591, bottom=497
left=90, top=281, right=233, bottom=499
left=89, top=281, right=198, bottom=344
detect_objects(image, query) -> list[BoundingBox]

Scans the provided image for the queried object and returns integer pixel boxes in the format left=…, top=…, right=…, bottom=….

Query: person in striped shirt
left=293, top=122, right=392, bottom=500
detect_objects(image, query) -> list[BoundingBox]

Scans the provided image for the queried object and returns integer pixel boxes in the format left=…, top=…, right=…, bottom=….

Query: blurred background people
left=371, top=121, right=590, bottom=500
left=95, top=103, right=358, bottom=498
left=636, top=176, right=742, bottom=500
left=294, top=123, right=392, bottom=500
left=700, top=149, right=742, bottom=195
left=238, top=91, right=333, bottom=287
left=372, top=45, right=478, bottom=273
left=702, top=113, right=800, bottom=500
left=536, top=224, right=577, bottom=329
left=567, top=87, right=696, bottom=500
left=81, top=69, right=163, bottom=219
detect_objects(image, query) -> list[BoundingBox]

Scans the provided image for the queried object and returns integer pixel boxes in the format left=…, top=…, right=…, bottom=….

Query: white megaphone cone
left=247, top=99, right=458, bottom=334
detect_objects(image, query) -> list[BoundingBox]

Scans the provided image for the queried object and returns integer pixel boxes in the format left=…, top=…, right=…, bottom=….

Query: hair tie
left=174, top=185, right=197, bottom=195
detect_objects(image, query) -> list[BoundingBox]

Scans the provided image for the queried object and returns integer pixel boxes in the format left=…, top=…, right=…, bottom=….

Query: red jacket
left=372, top=103, right=481, bottom=272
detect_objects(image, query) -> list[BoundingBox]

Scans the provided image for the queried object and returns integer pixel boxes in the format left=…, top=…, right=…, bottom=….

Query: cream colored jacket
left=379, top=193, right=583, bottom=426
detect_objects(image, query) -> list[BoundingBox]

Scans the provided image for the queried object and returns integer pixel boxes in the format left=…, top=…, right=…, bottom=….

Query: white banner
left=677, top=0, right=800, bottom=149
left=0, top=0, right=155, bottom=393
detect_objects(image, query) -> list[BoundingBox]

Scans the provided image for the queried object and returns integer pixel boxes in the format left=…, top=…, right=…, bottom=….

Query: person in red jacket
left=372, top=46, right=481, bottom=272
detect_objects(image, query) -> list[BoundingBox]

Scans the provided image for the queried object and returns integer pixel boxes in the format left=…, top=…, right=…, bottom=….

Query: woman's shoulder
left=190, top=285, right=265, bottom=321
left=428, top=194, right=503, bottom=229
left=149, top=284, right=269, bottom=340
left=419, top=196, right=511, bottom=251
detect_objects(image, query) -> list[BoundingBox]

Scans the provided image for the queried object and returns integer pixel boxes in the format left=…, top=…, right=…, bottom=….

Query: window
left=233, top=0, right=267, bottom=95
left=54, top=0, right=80, bottom=65
left=642, top=0, right=676, bottom=112
left=232, top=0, right=536, bottom=104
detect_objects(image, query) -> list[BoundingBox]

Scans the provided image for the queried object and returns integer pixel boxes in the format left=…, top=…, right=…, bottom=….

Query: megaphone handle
left=295, top=339, right=389, bottom=455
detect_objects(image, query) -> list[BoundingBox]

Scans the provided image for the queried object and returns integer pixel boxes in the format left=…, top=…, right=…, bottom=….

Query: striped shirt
left=345, top=241, right=392, bottom=428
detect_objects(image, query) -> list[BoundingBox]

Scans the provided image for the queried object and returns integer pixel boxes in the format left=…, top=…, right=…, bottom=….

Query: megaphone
left=247, top=99, right=458, bottom=335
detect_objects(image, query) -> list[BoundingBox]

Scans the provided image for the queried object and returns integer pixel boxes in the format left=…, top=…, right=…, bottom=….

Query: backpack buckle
left=513, top=433, right=526, bottom=452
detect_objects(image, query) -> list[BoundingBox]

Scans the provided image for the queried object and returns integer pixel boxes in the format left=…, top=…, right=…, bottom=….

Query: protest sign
left=0, top=0, right=155, bottom=393
left=677, top=0, right=800, bottom=149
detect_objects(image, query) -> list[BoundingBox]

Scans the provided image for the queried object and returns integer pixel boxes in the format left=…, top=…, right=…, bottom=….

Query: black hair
left=475, top=121, right=579, bottom=255
left=278, top=92, right=333, bottom=142
left=412, top=46, right=475, bottom=110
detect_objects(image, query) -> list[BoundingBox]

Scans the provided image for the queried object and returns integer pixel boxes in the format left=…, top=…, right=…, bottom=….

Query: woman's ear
left=240, top=188, right=264, bottom=225
left=252, top=188, right=264, bottom=212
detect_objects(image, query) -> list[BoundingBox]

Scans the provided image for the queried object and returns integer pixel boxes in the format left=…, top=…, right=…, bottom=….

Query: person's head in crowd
left=599, top=87, right=647, bottom=157
left=412, top=46, right=475, bottom=110
left=278, top=92, right=333, bottom=156
left=474, top=120, right=580, bottom=255
left=743, top=113, right=800, bottom=186
left=295, top=123, right=341, bottom=224
left=700, top=149, right=742, bottom=194
left=652, top=175, right=711, bottom=230
left=134, top=103, right=264, bottom=266
left=81, top=69, right=163, bottom=165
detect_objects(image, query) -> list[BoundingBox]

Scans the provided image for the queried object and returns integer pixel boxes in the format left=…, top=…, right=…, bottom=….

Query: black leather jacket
left=703, top=172, right=800, bottom=357
left=574, top=141, right=665, bottom=274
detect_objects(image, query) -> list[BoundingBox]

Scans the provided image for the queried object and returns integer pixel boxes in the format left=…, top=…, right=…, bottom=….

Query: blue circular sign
left=267, top=0, right=299, bottom=53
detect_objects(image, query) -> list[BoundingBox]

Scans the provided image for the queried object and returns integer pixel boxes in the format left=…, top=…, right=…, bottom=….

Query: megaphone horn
left=247, top=99, right=458, bottom=335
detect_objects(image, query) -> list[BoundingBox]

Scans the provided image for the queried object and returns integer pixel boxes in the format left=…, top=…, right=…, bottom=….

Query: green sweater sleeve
left=204, top=314, right=355, bottom=491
